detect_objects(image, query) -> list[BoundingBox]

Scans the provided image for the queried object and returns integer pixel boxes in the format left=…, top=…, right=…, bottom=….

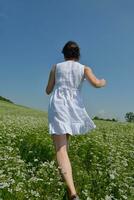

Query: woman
left=45, top=41, right=106, bottom=200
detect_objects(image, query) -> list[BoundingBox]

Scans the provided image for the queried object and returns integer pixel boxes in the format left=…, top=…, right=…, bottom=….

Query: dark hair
left=62, top=41, right=80, bottom=60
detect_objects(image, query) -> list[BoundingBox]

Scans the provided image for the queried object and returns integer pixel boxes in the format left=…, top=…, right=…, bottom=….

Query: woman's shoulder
left=78, top=62, right=92, bottom=71
left=50, top=61, right=65, bottom=70
left=54, top=61, right=92, bottom=71
left=56, top=60, right=67, bottom=66
left=78, top=63, right=92, bottom=71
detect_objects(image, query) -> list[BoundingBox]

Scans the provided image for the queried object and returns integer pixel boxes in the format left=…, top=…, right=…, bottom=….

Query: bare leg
left=66, top=133, right=70, bottom=152
left=51, top=134, right=77, bottom=198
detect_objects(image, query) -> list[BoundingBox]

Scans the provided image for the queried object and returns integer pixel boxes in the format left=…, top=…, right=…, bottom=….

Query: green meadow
left=0, top=100, right=134, bottom=200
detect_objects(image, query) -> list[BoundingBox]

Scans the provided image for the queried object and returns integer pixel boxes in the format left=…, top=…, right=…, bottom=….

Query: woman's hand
left=100, top=79, right=107, bottom=87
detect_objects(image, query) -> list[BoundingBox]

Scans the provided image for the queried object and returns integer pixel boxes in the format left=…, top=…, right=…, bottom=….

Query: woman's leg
left=51, top=134, right=77, bottom=198
left=66, top=133, right=70, bottom=152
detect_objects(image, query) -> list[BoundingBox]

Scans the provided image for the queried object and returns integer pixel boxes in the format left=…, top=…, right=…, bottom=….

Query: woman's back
left=55, top=60, right=85, bottom=91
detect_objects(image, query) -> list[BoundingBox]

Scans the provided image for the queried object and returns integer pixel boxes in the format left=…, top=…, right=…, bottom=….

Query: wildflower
left=109, top=174, right=115, bottom=180
left=105, top=195, right=113, bottom=200
left=0, top=182, right=9, bottom=189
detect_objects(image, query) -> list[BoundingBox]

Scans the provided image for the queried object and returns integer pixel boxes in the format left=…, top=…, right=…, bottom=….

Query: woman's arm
left=45, top=65, right=56, bottom=95
left=84, top=66, right=106, bottom=88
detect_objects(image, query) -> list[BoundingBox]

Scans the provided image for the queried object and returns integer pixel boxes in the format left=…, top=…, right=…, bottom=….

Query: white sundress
left=48, top=60, right=96, bottom=136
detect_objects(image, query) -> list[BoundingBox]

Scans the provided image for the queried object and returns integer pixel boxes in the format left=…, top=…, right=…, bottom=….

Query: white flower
left=34, top=158, right=38, bottom=162
left=121, top=195, right=127, bottom=199
left=105, top=195, right=113, bottom=200
left=110, top=174, right=115, bottom=180
left=30, top=190, right=40, bottom=197
left=0, top=182, right=9, bottom=189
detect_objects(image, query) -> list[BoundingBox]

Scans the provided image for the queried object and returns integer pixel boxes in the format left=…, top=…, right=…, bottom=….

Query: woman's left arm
left=45, top=65, right=56, bottom=95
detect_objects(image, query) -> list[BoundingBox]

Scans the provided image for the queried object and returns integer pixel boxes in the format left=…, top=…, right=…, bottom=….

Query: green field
left=0, top=100, right=134, bottom=200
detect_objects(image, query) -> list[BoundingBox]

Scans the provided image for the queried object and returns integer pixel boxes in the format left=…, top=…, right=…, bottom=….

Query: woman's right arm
left=45, top=65, right=56, bottom=95
left=84, top=66, right=106, bottom=88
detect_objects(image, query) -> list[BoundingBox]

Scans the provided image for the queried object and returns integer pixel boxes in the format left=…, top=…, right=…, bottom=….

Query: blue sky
left=0, top=0, right=134, bottom=121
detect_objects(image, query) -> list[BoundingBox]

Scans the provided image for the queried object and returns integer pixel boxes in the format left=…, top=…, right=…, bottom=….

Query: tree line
left=93, top=112, right=134, bottom=123
left=93, top=116, right=118, bottom=122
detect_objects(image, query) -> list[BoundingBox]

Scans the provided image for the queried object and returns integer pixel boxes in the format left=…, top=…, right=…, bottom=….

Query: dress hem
left=49, top=125, right=96, bottom=136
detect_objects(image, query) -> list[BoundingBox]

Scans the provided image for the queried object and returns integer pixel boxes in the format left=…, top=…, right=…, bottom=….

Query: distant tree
left=93, top=116, right=100, bottom=120
left=125, top=112, right=134, bottom=122
left=112, top=118, right=118, bottom=122
left=105, top=118, right=110, bottom=121
left=93, top=116, right=117, bottom=122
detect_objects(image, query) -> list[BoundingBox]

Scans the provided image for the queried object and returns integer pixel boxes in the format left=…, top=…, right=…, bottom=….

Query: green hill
left=0, top=96, right=14, bottom=104
left=0, top=100, right=134, bottom=200
left=0, top=99, right=48, bottom=117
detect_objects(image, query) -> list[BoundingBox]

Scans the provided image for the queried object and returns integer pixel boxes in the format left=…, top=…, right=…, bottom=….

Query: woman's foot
left=70, top=194, right=80, bottom=200
left=65, top=187, right=79, bottom=200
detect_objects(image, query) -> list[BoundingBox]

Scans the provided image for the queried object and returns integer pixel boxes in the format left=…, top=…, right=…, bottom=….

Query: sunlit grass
left=0, top=100, right=134, bottom=200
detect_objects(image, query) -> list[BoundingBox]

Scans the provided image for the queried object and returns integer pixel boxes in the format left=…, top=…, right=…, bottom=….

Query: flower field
left=0, top=100, right=134, bottom=200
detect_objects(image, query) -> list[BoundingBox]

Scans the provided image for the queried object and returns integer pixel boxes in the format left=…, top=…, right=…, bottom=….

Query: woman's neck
left=64, top=58, right=79, bottom=61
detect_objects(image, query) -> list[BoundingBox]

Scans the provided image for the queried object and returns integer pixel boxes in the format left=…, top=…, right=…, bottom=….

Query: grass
left=0, top=100, right=134, bottom=200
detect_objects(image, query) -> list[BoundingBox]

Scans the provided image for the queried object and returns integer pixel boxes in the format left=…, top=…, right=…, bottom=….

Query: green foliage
left=93, top=116, right=118, bottom=122
left=0, top=100, right=134, bottom=200
left=125, top=112, right=134, bottom=122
